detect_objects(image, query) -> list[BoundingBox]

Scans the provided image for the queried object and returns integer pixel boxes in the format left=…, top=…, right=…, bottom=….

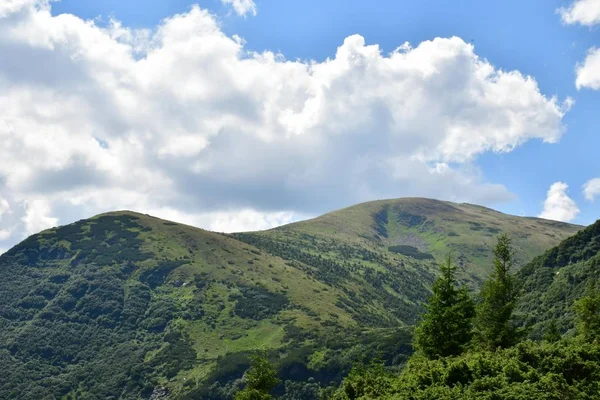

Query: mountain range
left=0, top=198, right=586, bottom=399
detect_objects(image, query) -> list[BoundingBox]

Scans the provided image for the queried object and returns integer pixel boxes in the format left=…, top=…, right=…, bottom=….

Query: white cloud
left=0, top=230, right=11, bottom=241
left=120, top=205, right=298, bottom=233
left=559, top=0, right=600, bottom=26
left=576, top=47, right=600, bottom=90
left=0, top=0, right=46, bottom=18
left=21, top=199, right=58, bottom=236
left=539, top=182, right=580, bottom=222
left=208, top=210, right=296, bottom=232
left=221, top=0, right=257, bottom=17
left=560, top=1, right=600, bottom=90
left=0, top=1, right=572, bottom=248
left=583, top=178, right=600, bottom=201
left=0, top=197, right=10, bottom=217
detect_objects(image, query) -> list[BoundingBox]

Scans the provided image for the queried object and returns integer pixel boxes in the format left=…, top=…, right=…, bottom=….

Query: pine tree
left=573, top=279, right=600, bottom=343
left=475, top=233, right=519, bottom=349
left=414, top=253, right=475, bottom=358
left=235, top=354, right=280, bottom=400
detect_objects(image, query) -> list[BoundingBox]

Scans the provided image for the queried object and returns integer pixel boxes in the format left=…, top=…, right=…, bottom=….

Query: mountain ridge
left=0, top=197, right=584, bottom=399
left=26, top=197, right=581, bottom=238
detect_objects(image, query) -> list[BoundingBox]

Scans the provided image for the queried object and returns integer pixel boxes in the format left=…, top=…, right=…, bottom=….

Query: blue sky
left=49, top=0, right=598, bottom=222
left=0, top=0, right=598, bottom=250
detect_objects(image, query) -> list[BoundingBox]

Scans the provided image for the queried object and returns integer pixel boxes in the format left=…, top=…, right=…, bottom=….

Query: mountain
left=0, top=199, right=582, bottom=399
left=516, top=219, right=600, bottom=338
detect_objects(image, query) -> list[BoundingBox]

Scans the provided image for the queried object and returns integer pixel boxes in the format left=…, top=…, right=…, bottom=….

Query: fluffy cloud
left=539, top=182, right=580, bottom=222
left=559, top=0, right=600, bottom=26
left=0, top=0, right=572, bottom=249
left=0, top=198, right=10, bottom=217
left=583, top=178, right=600, bottom=201
left=22, top=199, right=59, bottom=236
left=560, top=0, right=600, bottom=89
left=221, top=0, right=257, bottom=17
left=576, top=47, right=600, bottom=90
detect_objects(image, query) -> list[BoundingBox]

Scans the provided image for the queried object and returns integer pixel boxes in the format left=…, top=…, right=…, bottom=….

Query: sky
left=0, top=0, right=599, bottom=252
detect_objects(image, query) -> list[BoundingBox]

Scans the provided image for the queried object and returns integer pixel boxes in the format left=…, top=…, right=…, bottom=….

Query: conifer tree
left=414, top=253, right=475, bottom=358
left=475, top=233, right=519, bottom=349
left=573, top=279, right=600, bottom=343
left=235, top=354, right=280, bottom=400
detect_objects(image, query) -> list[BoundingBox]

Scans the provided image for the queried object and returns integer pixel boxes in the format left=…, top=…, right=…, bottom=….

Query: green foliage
left=230, top=285, right=289, bottom=320
left=235, top=355, right=280, bottom=400
left=516, top=220, right=600, bottom=337
left=333, top=339, right=600, bottom=399
left=280, top=378, right=322, bottom=400
left=332, top=362, right=393, bottom=400
left=542, top=319, right=561, bottom=343
left=396, top=339, right=600, bottom=399
left=414, top=254, right=475, bottom=358
left=475, top=233, right=520, bottom=349
left=573, top=279, right=600, bottom=342
left=235, top=388, right=272, bottom=400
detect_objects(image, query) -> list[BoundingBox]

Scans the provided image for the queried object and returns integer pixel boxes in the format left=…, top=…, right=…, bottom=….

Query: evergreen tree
left=475, top=233, right=519, bottom=349
left=235, top=354, right=280, bottom=400
left=573, top=279, right=600, bottom=342
left=414, top=253, right=475, bottom=358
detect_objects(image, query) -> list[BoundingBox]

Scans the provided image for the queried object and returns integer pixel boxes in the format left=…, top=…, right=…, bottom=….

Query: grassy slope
left=516, top=219, right=600, bottom=338
left=0, top=198, right=582, bottom=398
left=272, top=198, right=580, bottom=277
left=234, top=198, right=581, bottom=327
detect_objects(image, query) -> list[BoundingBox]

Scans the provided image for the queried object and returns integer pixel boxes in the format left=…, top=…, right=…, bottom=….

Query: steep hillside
left=0, top=199, right=582, bottom=399
left=234, top=198, right=581, bottom=325
left=517, top=219, right=600, bottom=338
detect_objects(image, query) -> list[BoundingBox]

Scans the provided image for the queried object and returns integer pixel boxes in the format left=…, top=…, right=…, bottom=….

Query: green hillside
left=235, top=198, right=581, bottom=325
left=0, top=212, right=365, bottom=399
left=0, top=199, right=582, bottom=399
left=254, top=198, right=580, bottom=279
left=517, top=219, right=600, bottom=338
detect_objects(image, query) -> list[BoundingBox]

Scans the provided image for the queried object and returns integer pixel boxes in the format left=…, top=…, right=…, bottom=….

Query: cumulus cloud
left=559, top=0, right=600, bottom=26
left=0, top=198, right=10, bottom=217
left=539, top=182, right=580, bottom=222
left=0, top=230, right=11, bottom=241
left=0, top=0, right=572, bottom=249
left=560, top=1, right=600, bottom=89
left=576, top=47, right=600, bottom=89
left=583, top=178, right=600, bottom=201
left=21, top=199, right=59, bottom=236
left=221, top=0, right=257, bottom=17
